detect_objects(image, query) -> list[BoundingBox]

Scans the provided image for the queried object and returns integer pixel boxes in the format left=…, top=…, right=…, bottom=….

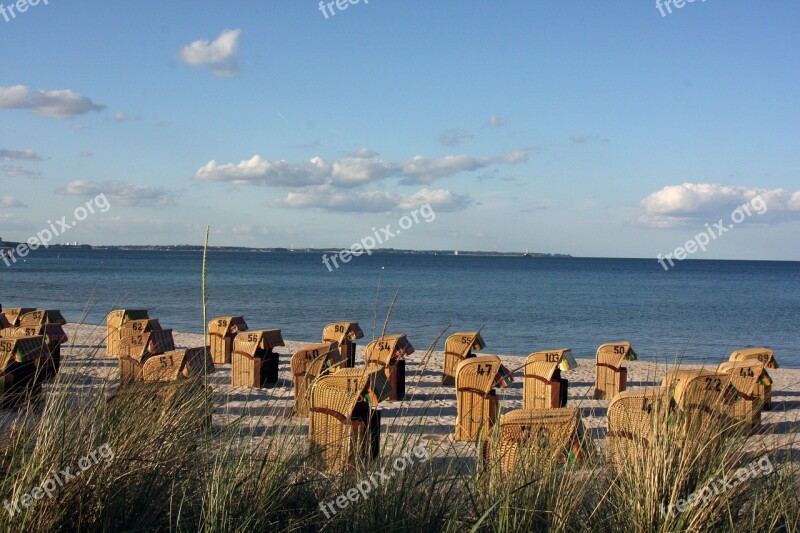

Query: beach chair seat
left=291, top=342, right=343, bottom=416
left=364, top=333, right=414, bottom=401
left=308, top=367, right=390, bottom=471
left=2, top=324, right=68, bottom=382
left=117, top=329, right=176, bottom=386
left=455, top=355, right=513, bottom=442
left=0, top=336, right=47, bottom=408
left=523, top=349, right=577, bottom=409
left=443, top=331, right=486, bottom=386
left=106, top=309, right=150, bottom=356
left=717, top=360, right=773, bottom=426
left=728, top=347, right=777, bottom=409
left=1, top=308, right=36, bottom=328
left=594, top=342, right=637, bottom=400
left=18, top=310, right=66, bottom=327
left=323, top=322, right=364, bottom=368
left=482, top=407, right=589, bottom=477
left=208, top=316, right=248, bottom=364
left=231, top=329, right=285, bottom=387
left=607, top=387, right=675, bottom=465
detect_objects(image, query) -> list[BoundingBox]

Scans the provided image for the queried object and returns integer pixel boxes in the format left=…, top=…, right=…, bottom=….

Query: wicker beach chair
left=523, top=349, right=577, bottom=409
left=141, top=347, right=216, bottom=382
left=594, top=341, right=637, bottom=400
left=482, top=407, right=589, bottom=477
left=364, top=334, right=415, bottom=401
left=308, top=367, right=390, bottom=471
left=443, top=331, right=486, bottom=386
left=117, top=329, right=176, bottom=386
left=717, top=360, right=773, bottom=426
left=323, top=322, right=364, bottom=368
left=455, top=355, right=513, bottom=442
left=0, top=336, right=47, bottom=408
left=729, top=347, right=778, bottom=369
left=1, top=308, right=36, bottom=327
left=106, top=309, right=150, bottom=356
left=18, top=310, right=66, bottom=327
left=607, top=386, right=674, bottom=465
left=208, top=316, right=248, bottom=364
left=2, top=324, right=68, bottom=382
left=291, top=341, right=344, bottom=417
left=231, top=329, right=285, bottom=387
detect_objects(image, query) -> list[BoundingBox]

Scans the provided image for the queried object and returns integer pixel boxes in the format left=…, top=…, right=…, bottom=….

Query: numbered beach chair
left=717, top=360, right=773, bottom=426
left=729, top=347, right=778, bottom=409
left=231, top=329, right=285, bottom=387
left=18, top=310, right=66, bottom=327
left=2, top=324, right=68, bottom=382
left=291, top=342, right=343, bottom=416
left=443, top=331, right=486, bottom=386
left=607, top=387, right=674, bottom=465
left=1, top=308, right=36, bottom=327
left=308, top=367, right=389, bottom=471
left=106, top=309, right=150, bottom=356
left=208, top=316, right=248, bottom=364
left=117, top=329, right=176, bottom=386
left=0, top=336, right=47, bottom=408
left=523, top=349, right=577, bottom=409
left=482, top=407, right=589, bottom=477
left=323, top=322, right=364, bottom=368
left=141, top=347, right=216, bottom=382
left=455, top=355, right=513, bottom=442
left=364, top=334, right=415, bottom=401
left=594, top=342, right=637, bottom=400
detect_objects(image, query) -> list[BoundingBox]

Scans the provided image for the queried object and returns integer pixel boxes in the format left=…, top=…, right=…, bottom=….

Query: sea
left=1, top=249, right=798, bottom=367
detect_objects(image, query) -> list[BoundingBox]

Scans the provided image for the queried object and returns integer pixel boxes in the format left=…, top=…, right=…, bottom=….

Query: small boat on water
left=523, top=249, right=531, bottom=257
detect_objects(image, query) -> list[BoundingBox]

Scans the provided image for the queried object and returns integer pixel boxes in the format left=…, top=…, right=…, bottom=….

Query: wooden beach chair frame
left=2, top=324, right=68, bottom=382
left=117, top=329, right=176, bottom=386
left=208, top=316, right=248, bottom=365
left=455, top=355, right=512, bottom=442
left=443, top=331, right=486, bottom=386
left=594, top=341, right=637, bottom=400
left=323, top=322, right=364, bottom=368
left=18, top=309, right=66, bottom=327
left=364, top=333, right=414, bottom=401
left=231, top=329, right=285, bottom=387
left=607, top=386, right=674, bottom=465
left=523, top=349, right=575, bottom=409
left=717, top=360, right=772, bottom=426
left=291, top=342, right=343, bottom=417
left=308, top=367, right=390, bottom=471
left=0, top=336, right=47, bottom=408
left=106, top=309, right=150, bottom=357
left=141, top=347, right=216, bottom=383
left=729, top=347, right=778, bottom=369
left=1, top=308, right=36, bottom=328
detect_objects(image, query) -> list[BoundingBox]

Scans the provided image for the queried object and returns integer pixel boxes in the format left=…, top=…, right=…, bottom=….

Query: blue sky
left=1, top=1, right=798, bottom=259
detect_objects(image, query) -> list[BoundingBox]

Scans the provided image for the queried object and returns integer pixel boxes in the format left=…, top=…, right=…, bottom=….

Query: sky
left=1, top=1, right=798, bottom=259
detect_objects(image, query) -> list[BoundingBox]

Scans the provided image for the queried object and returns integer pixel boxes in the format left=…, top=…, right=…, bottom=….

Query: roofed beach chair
left=717, top=359, right=773, bottom=427
left=364, top=333, right=415, bottom=401
left=291, top=341, right=344, bottom=416
left=323, top=322, right=364, bottom=368
left=482, top=407, right=590, bottom=477
left=19, top=309, right=66, bottom=327
left=729, top=347, right=777, bottom=409
left=2, top=324, right=68, bottom=382
left=106, top=309, right=150, bottom=356
left=443, top=331, right=486, bottom=386
left=0, top=336, right=48, bottom=408
left=2, top=308, right=36, bottom=327
left=308, top=367, right=390, bottom=471
left=231, top=329, right=285, bottom=387
left=523, top=349, right=577, bottom=409
left=455, top=355, right=513, bottom=442
left=208, top=316, right=248, bottom=364
left=117, top=329, right=176, bottom=386
left=607, top=386, right=674, bottom=466
left=594, top=341, right=637, bottom=400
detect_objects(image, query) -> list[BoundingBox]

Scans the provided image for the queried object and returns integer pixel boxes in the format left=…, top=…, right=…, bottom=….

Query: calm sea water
left=1, top=249, right=798, bottom=367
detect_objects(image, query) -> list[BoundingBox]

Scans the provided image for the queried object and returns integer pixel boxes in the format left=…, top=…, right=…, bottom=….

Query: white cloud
left=113, top=112, right=127, bottom=122
left=1, top=195, right=26, bottom=208
left=399, top=150, right=528, bottom=185
left=0, top=85, right=106, bottom=119
left=1, top=165, right=41, bottom=178
left=639, top=183, right=800, bottom=227
left=58, top=180, right=174, bottom=207
left=273, top=185, right=474, bottom=213
left=0, top=148, right=42, bottom=161
left=178, top=29, right=242, bottom=77
left=439, top=129, right=474, bottom=147
left=194, top=155, right=330, bottom=187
